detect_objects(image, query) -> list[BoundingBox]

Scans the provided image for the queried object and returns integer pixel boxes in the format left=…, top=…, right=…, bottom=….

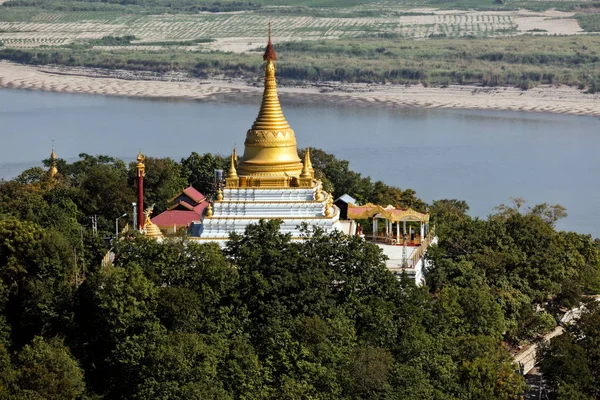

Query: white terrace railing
left=364, top=227, right=436, bottom=270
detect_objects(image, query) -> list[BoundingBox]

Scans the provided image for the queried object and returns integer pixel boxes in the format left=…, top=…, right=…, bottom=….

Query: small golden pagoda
left=48, top=146, right=58, bottom=179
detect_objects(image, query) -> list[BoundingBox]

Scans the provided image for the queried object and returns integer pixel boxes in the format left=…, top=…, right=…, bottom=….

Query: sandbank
left=0, top=61, right=599, bottom=117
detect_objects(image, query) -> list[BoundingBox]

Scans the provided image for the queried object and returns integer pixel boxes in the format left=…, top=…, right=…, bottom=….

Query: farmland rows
left=0, top=11, right=559, bottom=50
left=0, top=38, right=70, bottom=47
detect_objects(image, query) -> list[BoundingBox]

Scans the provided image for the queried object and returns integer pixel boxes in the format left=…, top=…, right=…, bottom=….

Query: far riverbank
left=1, top=61, right=599, bottom=117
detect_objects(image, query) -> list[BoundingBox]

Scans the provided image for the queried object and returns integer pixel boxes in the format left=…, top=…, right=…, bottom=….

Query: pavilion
left=347, top=203, right=435, bottom=284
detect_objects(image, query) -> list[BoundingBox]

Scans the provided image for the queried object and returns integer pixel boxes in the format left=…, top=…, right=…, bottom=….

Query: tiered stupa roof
left=236, top=30, right=304, bottom=180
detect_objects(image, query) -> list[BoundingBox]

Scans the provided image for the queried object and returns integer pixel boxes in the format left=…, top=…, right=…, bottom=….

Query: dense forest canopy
left=0, top=149, right=598, bottom=399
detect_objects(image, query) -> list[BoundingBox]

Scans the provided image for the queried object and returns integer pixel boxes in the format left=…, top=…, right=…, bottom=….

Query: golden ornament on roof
left=300, top=147, right=313, bottom=179
left=136, top=151, right=146, bottom=176
left=143, top=205, right=163, bottom=238
left=315, top=181, right=324, bottom=201
left=226, top=149, right=238, bottom=180
left=324, top=196, right=334, bottom=218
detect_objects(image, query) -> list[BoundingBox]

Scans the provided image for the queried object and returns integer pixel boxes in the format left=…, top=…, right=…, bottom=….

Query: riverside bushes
left=1, top=35, right=600, bottom=90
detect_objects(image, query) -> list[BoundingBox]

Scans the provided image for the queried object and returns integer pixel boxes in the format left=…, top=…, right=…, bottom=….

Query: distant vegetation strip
left=1, top=0, right=260, bottom=13
left=575, top=13, right=600, bottom=33
left=1, top=35, right=600, bottom=92
left=2, top=0, right=600, bottom=15
left=89, top=36, right=215, bottom=46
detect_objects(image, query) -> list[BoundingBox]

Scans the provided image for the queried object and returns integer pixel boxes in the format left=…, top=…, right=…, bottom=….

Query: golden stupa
left=200, top=29, right=341, bottom=242
left=49, top=146, right=58, bottom=178
left=229, top=28, right=310, bottom=188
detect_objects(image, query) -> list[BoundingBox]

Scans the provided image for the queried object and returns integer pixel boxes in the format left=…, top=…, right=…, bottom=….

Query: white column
left=396, top=221, right=400, bottom=241
left=420, top=222, right=424, bottom=240
left=403, top=220, right=406, bottom=235
left=373, top=219, right=378, bottom=237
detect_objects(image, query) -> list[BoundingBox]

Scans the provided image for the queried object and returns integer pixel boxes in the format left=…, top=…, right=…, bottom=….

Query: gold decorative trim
left=244, top=129, right=297, bottom=145
left=223, top=184, right=317, bottom=190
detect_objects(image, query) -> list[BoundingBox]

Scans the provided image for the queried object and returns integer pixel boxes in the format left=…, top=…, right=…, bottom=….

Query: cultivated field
left=0, top=1, right=598, bottom=90
left=0, top=7, right=587, bottom=52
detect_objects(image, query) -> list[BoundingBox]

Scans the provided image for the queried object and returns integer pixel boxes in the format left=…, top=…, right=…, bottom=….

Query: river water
left=1, top=88, right=599, bottom=236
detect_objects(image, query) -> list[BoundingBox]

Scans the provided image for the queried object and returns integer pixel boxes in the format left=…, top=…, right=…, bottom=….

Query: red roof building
left=151, top=186, right=208, bottom=234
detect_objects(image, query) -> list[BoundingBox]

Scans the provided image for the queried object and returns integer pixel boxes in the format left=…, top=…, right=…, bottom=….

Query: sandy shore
left=1, top=61, right=599, bottom=117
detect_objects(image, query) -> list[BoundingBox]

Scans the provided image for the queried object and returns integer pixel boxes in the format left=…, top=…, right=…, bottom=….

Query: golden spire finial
left=264, top=21, right=276, bottom=62
left=206, top=203, right=213, bottom=218
left=305, top=147, right=314, bottom=176
left=49, top=142, right=58, bottom=178
left=226, top=148, right=238, bottom=180
left=300, top=147, right=312, bottom=179
left=252, top=33, right=285, bottom=131
left=136, top=151, right=145, bottom=176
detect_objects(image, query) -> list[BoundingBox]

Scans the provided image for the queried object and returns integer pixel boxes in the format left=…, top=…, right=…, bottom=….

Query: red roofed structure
left=151, top=186, right=208, bottom=234
left=168, top=186, right=206, bottom=206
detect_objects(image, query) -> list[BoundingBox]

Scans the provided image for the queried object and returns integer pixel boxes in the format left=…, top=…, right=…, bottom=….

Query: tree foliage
left=539, top=300, right=600, bottom=399
left=3, top=151, right=599, bottom=399
left=427, top=197, right=600, bottom=344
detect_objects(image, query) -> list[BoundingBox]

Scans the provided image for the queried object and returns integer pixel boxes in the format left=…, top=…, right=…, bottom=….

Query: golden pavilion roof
left=347, top=203, right=430, bottom=223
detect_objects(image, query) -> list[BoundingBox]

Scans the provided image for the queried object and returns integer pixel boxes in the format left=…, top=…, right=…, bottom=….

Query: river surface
left=1, top=88, right=599, bottom=236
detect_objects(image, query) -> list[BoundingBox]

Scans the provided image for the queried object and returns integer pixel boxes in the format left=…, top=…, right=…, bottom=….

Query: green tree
left=63, top=154, right=134, bottom=231
left=114, top=237, right=238, bottom=334
left=349, top=346, right=393, bottom=399
left=369, top=181, right=425, bottom=211
left=14, top=167, right=47, bottom=185
left=0, top=219, right=76, bottom=347
left=131, top=332, right=231, bottom=399
left=12, top=337, right=85, bottom=400
left=128, top=156, right=187, bottom=213
left=76, top=263, right=162, bottom=397
left=0, top=344, right=15, bottom=399
left=180, top=152, right=228, bottom=198
left=430, top=199, right=469, bottom=226
left=299, top=148, right=373, bottom=203
left=539, top=301, right=600, bottom=399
